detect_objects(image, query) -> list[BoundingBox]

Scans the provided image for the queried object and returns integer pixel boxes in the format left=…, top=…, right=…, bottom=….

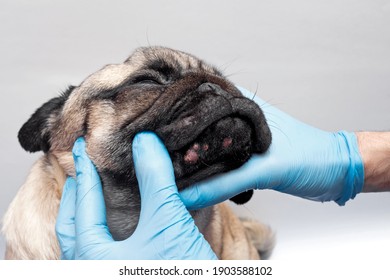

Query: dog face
left=18, top=47, right=271, bottom=240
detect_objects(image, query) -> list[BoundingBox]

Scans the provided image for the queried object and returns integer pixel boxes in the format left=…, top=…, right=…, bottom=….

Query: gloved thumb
left=132, top=132, right=178, bottom=206
left=132, top=132, right=217, bottom=260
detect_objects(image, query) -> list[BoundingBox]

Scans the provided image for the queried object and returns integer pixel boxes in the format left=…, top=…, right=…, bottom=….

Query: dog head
left=18, top=47, right=271, bottom=239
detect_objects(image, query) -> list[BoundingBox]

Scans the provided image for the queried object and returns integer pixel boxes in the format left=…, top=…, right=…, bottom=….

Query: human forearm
left=357, top=132, right=390, bottom=192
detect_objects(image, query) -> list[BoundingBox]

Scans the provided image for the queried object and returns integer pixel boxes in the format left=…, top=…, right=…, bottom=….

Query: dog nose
left=198, top=82, right=219, bottom=93
left=197, top=82, right=232, bottom=99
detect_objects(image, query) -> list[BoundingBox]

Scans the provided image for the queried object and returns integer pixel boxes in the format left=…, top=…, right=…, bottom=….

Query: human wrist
left=357, top=131, right=390, bottom=192
left=332, top=131, right=364, bottom=205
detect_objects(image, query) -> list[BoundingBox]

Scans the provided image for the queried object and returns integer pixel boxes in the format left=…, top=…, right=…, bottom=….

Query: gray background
left=1, top=0, right=389, bottom=260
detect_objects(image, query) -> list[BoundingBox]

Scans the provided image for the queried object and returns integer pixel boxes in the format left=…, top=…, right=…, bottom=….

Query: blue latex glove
left=55, top=134, right=217, bottom=260
left=180, top=86, right=364, bottom=208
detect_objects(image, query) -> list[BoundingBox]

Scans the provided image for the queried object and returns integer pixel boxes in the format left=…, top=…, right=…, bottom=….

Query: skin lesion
left=184, top=148, right=199, bottom=164
left=222, top=137, right=233, bottom=148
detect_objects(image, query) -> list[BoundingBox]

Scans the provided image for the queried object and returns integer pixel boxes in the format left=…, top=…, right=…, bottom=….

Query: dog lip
left=155, top=96, right=235, bottom=151
left=229, top=97, right=272, bottom=153
left=156, top=96, right=271, bottom=154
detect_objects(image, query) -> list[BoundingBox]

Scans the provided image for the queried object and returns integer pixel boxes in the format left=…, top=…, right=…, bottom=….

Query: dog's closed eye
left=132, top=73, right=166, bottom=85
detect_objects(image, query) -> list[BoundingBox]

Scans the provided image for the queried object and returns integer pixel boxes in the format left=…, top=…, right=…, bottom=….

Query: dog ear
left=229, top=189, right=253, bottom=204
left=18, top=86, right=75, bottom=153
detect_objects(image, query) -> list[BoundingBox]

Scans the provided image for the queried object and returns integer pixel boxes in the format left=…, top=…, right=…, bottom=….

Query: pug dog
left=2, top=46, right=274, bottom=260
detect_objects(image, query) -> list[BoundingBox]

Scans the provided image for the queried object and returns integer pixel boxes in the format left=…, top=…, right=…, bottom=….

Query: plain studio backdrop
left=1, top=0, right=389, bottom=262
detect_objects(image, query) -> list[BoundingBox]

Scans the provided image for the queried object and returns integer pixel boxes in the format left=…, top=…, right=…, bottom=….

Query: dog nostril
left=197, top=82, right=233, bottom=100
left=197, top=82, right=219, bottom=93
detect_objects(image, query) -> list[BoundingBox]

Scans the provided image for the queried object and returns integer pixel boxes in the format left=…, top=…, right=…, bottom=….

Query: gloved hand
left=55, top=134, right=217, bottom=260
left=180, top=86, right=364, bottom=208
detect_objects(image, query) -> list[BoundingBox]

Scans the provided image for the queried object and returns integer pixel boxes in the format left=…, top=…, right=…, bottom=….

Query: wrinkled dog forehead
left=77, top=47, right=219, bottom=96
left=126, top=47, right=220, bottom=74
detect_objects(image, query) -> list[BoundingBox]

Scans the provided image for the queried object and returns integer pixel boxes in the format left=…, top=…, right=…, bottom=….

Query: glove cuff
left=335, top=131, right=365, bottom=206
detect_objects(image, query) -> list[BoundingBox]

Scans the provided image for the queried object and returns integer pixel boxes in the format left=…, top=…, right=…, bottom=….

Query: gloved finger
left=180, top=155, right=277, bottom=210
left=132, top=132, right=177, bottom=200
left=179, top=179, right=241, bottom=211
left=132, top=132, right=185, bottom=222
left=55, top=177, right=77, bottom=259
left=72, top=137, right=113, bottom=245
left=180, top=163, right=255, bottom=210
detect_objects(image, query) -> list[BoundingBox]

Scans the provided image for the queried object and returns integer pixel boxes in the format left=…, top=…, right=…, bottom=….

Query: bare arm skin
left=357, top=132, right=390, bottom=192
